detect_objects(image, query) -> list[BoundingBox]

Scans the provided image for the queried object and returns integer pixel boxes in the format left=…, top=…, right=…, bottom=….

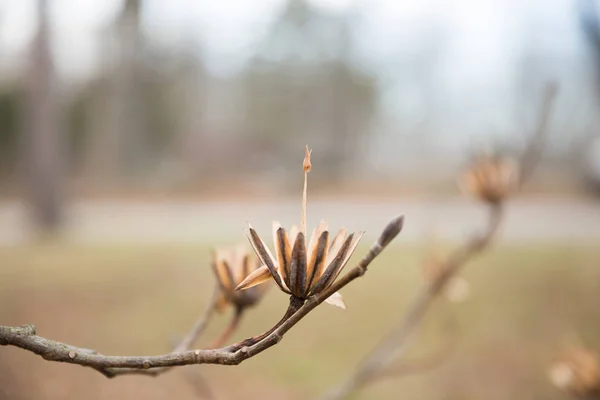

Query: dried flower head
left=236, top=146, right=364, bottom=309
left=212, top=245, right=268, bottom=312
left=459, top=152, right=519, bottom=204
left=548, top=343, right=600, bottom=397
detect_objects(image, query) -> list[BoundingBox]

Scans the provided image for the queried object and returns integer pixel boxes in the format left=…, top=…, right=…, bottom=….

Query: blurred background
left=1, top=0, right=600, bottom=399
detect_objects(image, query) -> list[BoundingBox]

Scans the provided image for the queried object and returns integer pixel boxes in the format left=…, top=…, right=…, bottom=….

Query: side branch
left=322, top=204, right=503, bottom=400
left=322, top=81, right=558, bottom=400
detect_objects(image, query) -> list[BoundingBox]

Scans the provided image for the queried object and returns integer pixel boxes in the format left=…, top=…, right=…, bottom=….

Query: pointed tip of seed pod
left=303, top=145, right=312, bottom=172
left=378, top=215, right=404, bottom=248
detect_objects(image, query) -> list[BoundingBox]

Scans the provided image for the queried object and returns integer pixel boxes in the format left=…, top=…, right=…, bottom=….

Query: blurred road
left=0, top=197, right=598, bottom=245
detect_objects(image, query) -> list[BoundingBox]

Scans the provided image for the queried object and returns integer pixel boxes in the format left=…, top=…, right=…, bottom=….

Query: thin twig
left=322, top=204, right=503, bottom=400
left=225, top=296, right=305, bottom=352
left=0, top=216, right=404, bottom=377
left=175, top=285, right=221, bottom=352
left=321, top=81, right=558, bottom=400
left=209, top=307, right=244, bottom=349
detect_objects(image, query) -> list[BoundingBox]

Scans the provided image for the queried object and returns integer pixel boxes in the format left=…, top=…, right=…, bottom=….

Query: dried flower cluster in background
left=549, top=343, right=600, bottom=398
left=212, top=245, right=268, bottom=313
left=459, top=153, right=519, bottom=204
left=321, top=82, right=558, bottom=400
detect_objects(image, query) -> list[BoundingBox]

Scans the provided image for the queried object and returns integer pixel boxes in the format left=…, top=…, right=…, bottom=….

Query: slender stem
left=209, top=307, right=244, bottom=349
left=322, top=205, right=503, bottom=400
left=173, top=285, right=220, bottom=352
left=302, top=145, right=311, bottom=236
left=302, top=171, right=308, bottom=236
left=225, top=296, right=305, bottom=352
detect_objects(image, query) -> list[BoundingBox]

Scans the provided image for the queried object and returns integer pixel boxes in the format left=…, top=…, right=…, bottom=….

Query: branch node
left=68, top=351, right=77, bottom=359
left=240, top=346, right=249, bottom=354
left=142, top=360, right=151, bottom=369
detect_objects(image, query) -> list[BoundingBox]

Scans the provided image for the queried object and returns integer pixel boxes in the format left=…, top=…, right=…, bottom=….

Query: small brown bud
left=378, top=215, right=404, bottom=248
left=68, top=351, right=77, bottom=359
left=142, top=360, right=151, bottom=369
left=303, top=145, right=312, bottom=172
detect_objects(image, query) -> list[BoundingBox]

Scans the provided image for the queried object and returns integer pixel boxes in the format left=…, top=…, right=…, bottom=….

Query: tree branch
left=322, top=204, right=503, bottom=400
left=209, top=307, right=244, bottom=349
left=0, top=216, right=404, bottom=377
left=321, top=82, right=558, bottom=400
left=174, top=285, right=221, bottom=352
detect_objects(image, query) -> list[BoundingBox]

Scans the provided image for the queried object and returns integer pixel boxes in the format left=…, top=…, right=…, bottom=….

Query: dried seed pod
left=211, top=245, right=268, bottom=312
left=237, top=147, right=364, bottom=309
left=459, top=153, right=519, bottom=204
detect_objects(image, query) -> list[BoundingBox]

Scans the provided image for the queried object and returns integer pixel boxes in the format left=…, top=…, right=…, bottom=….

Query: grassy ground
left=1, top=242, right=599, bottom=399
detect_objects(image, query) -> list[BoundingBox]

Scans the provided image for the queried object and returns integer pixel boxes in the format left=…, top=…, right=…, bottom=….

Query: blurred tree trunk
left=579, top=0, right=600, bottom=84
left=84, top=0, right=144, bottom=182
left=115, top=0, right=145, bottom=174
left=577, top=0, right=600, bottom=158
left=23, top=0, right=63, bottom=233
left=176, top=57, right=206, bottom=176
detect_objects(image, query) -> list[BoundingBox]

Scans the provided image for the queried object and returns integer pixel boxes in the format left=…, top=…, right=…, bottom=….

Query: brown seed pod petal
left=236, top=264, right=273, bottom=291
left=309, top=233, right=355, bottom=296
left=247, top=226, right=289, bottom=293
left=289, top=232, right=308, bottom=298
left=326, top=228, right=347, bottom=266
left=275, top=226, right=292, bottom=288
left=211, top=251, right=236, bottom=292
left=307, top=231, right=330, bottom=291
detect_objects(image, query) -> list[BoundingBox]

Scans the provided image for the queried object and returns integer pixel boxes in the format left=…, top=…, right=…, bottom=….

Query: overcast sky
left=0, top=0, right=585, bottom=78
left=0, top=0, right=595, bottom=152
